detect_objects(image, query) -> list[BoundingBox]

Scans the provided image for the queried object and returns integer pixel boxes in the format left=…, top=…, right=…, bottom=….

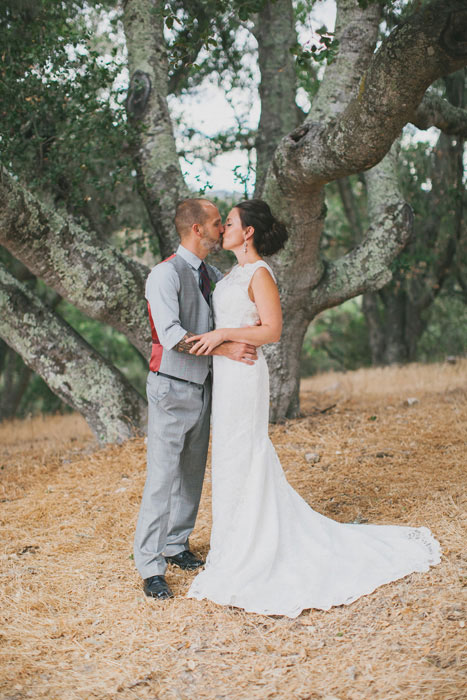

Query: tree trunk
left=361, top=293, right=385, bottom=365
left=0, top=263, right=147, bottom=443
left=264, top=187, right=328, bottom=418
left=378, top=289, right=409, bottom=365
left=252, top=0, right=298, bottom=197
left=261, top=0, right=387, bottom=417
left=123, top=0, right=189, bottom=258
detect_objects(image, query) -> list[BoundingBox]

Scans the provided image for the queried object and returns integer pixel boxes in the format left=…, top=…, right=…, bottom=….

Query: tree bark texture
left=0, top=172, right=150, bottom=358
left=0, top=263, right=147, bottom=442
left=291, top=0, right=467, bottom=185
left=123, top=0, right=189, bottom=258
left=260, top=0, right=467, bottom=417
left=261, top=0, right=385, bottom=416
left=413, top=90, right=467, bottom=137
left=252, top=0, right=298, bottom=197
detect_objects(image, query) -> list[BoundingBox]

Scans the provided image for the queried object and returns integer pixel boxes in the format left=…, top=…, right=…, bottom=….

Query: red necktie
left=198, top=262, right=211, bottom=304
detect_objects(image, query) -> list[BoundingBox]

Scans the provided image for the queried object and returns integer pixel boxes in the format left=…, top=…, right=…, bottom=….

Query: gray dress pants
left=134, top=371, right=211, bottom=578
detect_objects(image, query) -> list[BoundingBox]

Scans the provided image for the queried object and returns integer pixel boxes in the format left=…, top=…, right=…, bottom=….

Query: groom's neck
left=180, top=238, right=208, bottom=261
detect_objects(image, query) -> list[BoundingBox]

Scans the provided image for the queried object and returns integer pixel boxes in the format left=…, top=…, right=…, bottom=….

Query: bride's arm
left=188, top=268, right=282, bottom=355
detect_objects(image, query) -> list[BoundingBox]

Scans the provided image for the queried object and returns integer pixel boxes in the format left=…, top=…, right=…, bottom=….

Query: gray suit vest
left=155, top=254, right=216, bottom=384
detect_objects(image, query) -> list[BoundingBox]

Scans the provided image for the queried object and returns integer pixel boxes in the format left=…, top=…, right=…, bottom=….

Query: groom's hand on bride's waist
left=212, top=341, right=257, bottom=365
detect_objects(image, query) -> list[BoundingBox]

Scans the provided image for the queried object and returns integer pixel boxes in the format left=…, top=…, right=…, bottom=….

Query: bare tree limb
left=275, top=0, right=467, bottom=190
left=309, top=0, right=382, bottom=124
left=412, top=91, right=467, bottom=136
left=261, top=0, right=385, bottom=419
left=0, top=172, right=150, bottom=357
left=0, top=263, right=147, bottom=442
left=309, top=143, right=413, bottom=314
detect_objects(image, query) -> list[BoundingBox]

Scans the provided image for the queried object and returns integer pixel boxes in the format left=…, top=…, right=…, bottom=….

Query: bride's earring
left=243, top=238, right=248, bottom=254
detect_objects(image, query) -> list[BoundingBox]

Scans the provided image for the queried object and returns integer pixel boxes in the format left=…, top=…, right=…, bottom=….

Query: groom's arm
left=174, top=333, right=257, bottom=365
left=211, top=341, right=257, bottom=365
left=173, top=332, right=198, bottom=353
left=147, top=265, right=257, bottom=364
left=146, top=263, right=188, bottom=349
left=172, top=264, right=257, bottom=363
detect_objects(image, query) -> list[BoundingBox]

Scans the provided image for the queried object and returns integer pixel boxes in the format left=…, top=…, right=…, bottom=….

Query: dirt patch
left=1, top=361, right=466, bottom=699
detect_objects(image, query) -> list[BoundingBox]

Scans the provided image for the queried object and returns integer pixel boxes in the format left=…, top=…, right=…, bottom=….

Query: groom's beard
left=201, top=233, right=222, bottom=254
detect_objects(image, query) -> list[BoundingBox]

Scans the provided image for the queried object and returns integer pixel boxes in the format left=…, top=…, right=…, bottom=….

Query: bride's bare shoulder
left=250, top=261, right=276, bottom=283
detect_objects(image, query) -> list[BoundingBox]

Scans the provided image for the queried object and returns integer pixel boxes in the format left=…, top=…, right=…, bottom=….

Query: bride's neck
left=233, top=246, right=262, bottom=267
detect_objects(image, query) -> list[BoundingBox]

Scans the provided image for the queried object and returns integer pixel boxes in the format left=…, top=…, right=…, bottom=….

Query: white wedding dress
left=187, top=261, right=441, bottom=617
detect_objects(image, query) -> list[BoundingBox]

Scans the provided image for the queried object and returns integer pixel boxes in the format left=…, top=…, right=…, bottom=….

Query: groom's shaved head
left=175, top=198, right=215, bottom=238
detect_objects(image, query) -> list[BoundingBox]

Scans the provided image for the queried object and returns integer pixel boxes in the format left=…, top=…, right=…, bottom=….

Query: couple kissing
left=133, top=197, right=440, bottom=618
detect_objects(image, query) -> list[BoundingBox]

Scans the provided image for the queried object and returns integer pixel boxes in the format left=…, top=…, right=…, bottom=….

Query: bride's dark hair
left=235, top=199, right=288, bottom=256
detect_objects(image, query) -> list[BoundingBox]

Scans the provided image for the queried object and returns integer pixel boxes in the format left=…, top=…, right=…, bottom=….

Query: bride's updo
left=235, top=199, right=288, bottom=256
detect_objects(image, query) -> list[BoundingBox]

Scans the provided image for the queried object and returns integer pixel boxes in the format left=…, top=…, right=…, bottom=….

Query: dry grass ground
left=0, top=361, right=466, bottom=700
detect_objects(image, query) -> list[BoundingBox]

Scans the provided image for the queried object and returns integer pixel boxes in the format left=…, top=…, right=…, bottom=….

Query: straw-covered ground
left=1, top=361, right=466, bottom=700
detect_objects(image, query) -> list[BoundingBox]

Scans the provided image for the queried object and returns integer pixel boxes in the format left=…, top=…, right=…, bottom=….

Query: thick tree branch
left=309, top=143, right=413, bottom=314
left=275, top=0, right=467, bottom=191
left=123, top=0, right=189, bottom=258
left=309, top=0, right=382, bottom=124
left=0, top=263, right=147, bottom=443
left=260, top=0, right=381, bottom=420
left=0, top=172, right=150, bottom=357
left=412, top=91, right=467, bottom=137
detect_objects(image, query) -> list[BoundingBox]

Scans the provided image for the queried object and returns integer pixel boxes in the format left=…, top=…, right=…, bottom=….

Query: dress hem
left=187, top=530, right=441, bottom=618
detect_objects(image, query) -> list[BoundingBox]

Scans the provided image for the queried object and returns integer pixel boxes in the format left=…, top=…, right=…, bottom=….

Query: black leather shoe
left=165, top=550, right=205, bottom=570
left=143, top=575, right=174, bottom=599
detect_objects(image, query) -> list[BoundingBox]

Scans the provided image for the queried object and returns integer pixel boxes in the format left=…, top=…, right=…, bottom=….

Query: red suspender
left=148, top=253, right=176, bottom=371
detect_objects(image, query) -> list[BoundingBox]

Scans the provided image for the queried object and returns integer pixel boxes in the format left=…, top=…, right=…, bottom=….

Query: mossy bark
left=0, top=172, right=150, bottom=358
left=262, top=0, right=382, bottom=417
left=252, top=0, right=298, bottom=197
left=123, top=0, right=189, bottom=258
left=262, top=0, right=467, bottom=418
left=0, top=263, right=147, bottom=443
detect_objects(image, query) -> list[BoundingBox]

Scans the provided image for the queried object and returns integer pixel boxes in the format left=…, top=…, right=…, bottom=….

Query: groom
left=134, top=198, right=257, bottom=599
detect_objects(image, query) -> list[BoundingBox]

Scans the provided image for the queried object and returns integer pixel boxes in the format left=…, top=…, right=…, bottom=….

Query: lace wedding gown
left=187, top=261, right=441, bottom=617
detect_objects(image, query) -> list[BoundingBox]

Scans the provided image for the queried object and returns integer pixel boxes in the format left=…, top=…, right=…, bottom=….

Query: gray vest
left=156, top=254, right=216, bottom=384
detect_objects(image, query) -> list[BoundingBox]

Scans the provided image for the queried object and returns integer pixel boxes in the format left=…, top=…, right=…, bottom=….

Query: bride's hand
left=188, top=329, right=225, bottom=355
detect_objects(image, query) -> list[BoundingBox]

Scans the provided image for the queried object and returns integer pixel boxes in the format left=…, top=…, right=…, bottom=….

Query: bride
left=186, top=199, right=441, bottom=618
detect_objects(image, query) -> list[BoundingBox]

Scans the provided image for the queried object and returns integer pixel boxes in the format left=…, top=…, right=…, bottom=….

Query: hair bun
left=268, top=219, right=288, bottom=256
left=235, top=199, right=288, bottom=256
